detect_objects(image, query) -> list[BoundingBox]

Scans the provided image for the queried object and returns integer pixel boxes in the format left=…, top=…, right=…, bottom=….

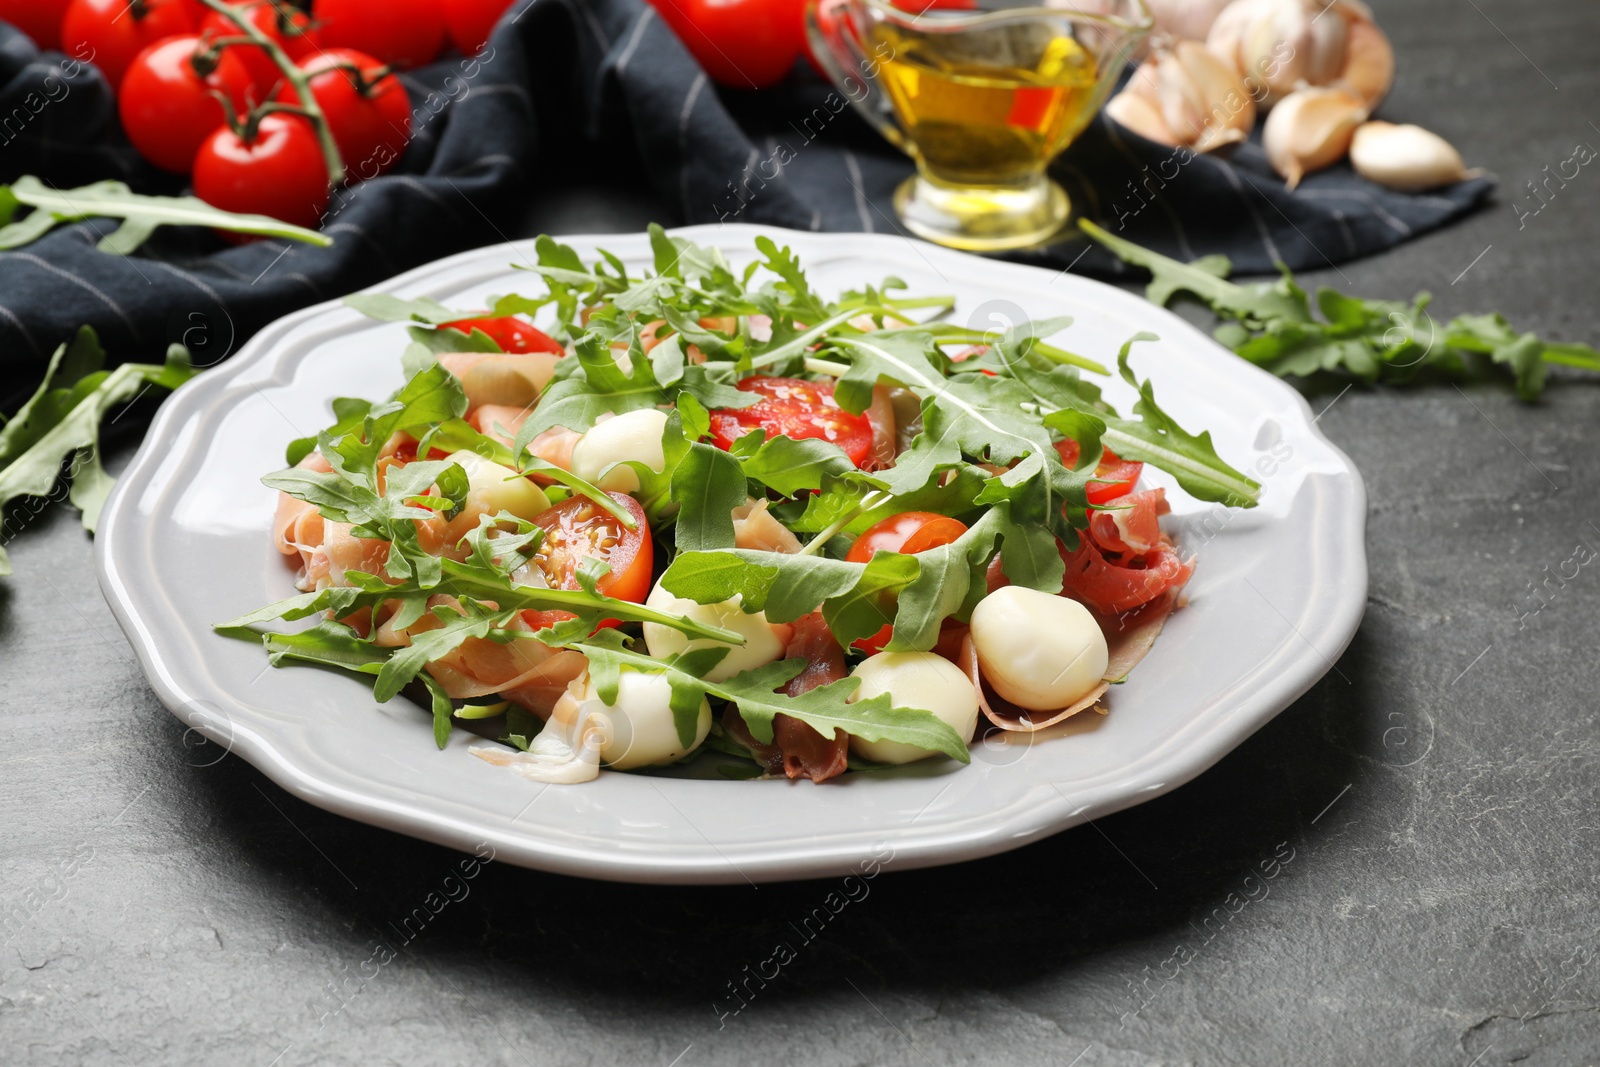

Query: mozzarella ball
left=968, top=586, right=1108, bottom=710
left=442, top=449, right=550, bottom=523
left=575, top=671, right=711, bottom=769
left=847, top=652, right=979, bottom=765
left=570, top=408, right=669, bottom=493
left=642, top=580, right=788, bottom=683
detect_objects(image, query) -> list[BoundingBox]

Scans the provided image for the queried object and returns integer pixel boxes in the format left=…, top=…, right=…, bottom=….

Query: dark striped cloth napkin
left=0, top=0, right=1493, bottom=371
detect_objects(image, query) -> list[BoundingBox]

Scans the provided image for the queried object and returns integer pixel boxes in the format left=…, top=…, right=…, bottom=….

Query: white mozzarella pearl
left=641, top=580, right=787, bottom=683
left=570, top=408, right=669, bottom=492
left=577, top=671, right=711, bottom=769
left=968, top=585, right=1108, bottom=710
left=441, top=449, right=550, bottom=522
left=847, top=652, right=979, bottom=765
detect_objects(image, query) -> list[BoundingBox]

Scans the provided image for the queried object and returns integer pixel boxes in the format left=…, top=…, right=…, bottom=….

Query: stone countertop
left=2, top=0, right=1598, bottom=1063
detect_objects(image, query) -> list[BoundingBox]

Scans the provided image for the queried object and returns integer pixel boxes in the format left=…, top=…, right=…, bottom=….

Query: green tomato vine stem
left=194, top=0, right=347, bottom=189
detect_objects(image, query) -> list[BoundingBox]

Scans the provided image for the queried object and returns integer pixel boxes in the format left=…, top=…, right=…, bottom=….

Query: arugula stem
left=747, top=306, right=915, bottom=370
left=194, top=0, right=346, bottom=187
left=796, top=490, right=889, bottom=556
left=802, top=358, right=849, bottom=377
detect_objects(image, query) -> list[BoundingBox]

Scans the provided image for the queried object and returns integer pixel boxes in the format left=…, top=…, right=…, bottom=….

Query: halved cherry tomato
left=708, top=376, right=873, bottom=466
left=62, top=0, right=195, bottom=91
left=192, top=113, right=330, bottom=232
left=1053, top=440, right=1144, bottom=506
left=200, top=1, right=319, bottom=98
left=118, top=35, right=254, bottom=174
left=312, top=0, right=444, bottom=69
left=845, top=511, right=968, bottom=654
left=519, top=493, right=653, bottom=631
left=275, top=47, right=411, bottom=180
left=442, top=316, right=565, bottom=356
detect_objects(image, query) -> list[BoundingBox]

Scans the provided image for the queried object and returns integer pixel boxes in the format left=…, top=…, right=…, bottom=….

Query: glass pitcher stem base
left=892, top=175, right=1069, bottom=252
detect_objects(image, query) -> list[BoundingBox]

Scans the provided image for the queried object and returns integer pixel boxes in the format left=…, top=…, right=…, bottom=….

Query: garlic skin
left=1349, top=121, right=1468, bottom=192
left=1334, top=16, right=1394, bottom=108
left=1263, top=86, right=1368, bottom=188
left=1108, top=40, right=1254, bottom=153
left=1245, top=0, right=1348, bottom=97
left=968, top=587, right=1108, bottom=711
left=1146, top=0, right=1234, bottom=42
left=847, top=652, right=979, bottom=766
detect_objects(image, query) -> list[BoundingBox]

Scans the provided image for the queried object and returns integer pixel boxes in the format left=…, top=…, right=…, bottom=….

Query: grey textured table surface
left=4, top=1, right=1599, bottom=1064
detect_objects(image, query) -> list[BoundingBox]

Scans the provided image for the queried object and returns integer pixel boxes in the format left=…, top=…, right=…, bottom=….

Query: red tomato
left=441, top=0, right=513, bottom=55
left=1053, top=440, right=1144, bottom=506
left=647, top=0, right=803, bottom=90
left=192, top=113, right=330, bottom=231
left=312, top=0, right=444, bottom=69
left=200, top=2, right=319, bottom=97
left=275, top=48, right=411, bottom=180
left=0, top=0, right=72, bottom=50
left=118, top=35, right=253, bottom=173
left=62, top=0, right=195, bottom=91
left=845, top=511, right=968, bottom=654
left=442, top=316, right=564, bottom=356
left=708, top=376, right=873, bottom=466
left=520, top=493, right=654, bottom=630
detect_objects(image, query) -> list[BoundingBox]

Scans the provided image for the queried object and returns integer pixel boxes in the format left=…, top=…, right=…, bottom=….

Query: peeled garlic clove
left=1155, top=40, right=1256, bottom=152
left=1334, top=16, right=1394, bottom=108
left=1263, top=86, right=1368, bottom=188
left=1146, top=0, right=1234, bottom=42
left=1349, top=121, right=1468, bottom=191
left=1105, top=87, right=1182, bottom=145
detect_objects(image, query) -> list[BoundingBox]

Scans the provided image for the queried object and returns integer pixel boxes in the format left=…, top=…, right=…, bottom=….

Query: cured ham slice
left=732, top=499, right=803, bottom=554
left=957, top=634, right=1110, bottom=733
left=469, top=404, right=531, bottom=450
left=1060, top=530, right=1193, bottom=616
left=722, top=611, right=849, bottom=783
left=1087, top=488, right=1170, bottom=556
left=436, top=351, right=560, bottom=408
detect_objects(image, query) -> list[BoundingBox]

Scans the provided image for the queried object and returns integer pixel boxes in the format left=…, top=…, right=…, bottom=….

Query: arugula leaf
left=1081, top=219, right=1600, bottom=401
left=0, top=331, right=196, bottom=575
left=0, top=176, right=330, bottom=253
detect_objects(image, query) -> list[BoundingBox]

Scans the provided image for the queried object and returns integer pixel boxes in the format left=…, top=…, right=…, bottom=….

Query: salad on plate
left=221, top=227, right=1261, bottom=785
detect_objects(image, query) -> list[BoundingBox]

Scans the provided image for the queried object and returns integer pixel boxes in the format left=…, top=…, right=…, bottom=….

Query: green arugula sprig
left=1081, top=220, right=1600, bottom=401
left=0, top=327, right=196, bottom=575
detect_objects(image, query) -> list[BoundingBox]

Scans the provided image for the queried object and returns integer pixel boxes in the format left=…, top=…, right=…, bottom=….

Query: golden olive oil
left=872, top=23, right=1099, bottom=187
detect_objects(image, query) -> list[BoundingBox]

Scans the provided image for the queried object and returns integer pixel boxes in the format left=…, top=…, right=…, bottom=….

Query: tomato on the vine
left=199, top=1, right=319, bottom=98
left=62, top=0, right=195, bottom=91
left=119, top=35, right=254, bottom=173
left=442, top=317, right=565, bottom=356
left=0, top=0, right=72, bottom=51
left=1053, top=440, right=1144, bottom=506
left=441, top=0, right=515, bottom=56
left=312, top=0, right=444, bottom=69
left=647, top=0, right=804, bottom=90
left=845, top=511, right=969, bottom=654
left=519, top=493, right=653, bottom=631
left=275, top=48, right=410, bottom=180
left=193, top=113, right=330, bottom=232
left=708, top=376, right=873, bottom=466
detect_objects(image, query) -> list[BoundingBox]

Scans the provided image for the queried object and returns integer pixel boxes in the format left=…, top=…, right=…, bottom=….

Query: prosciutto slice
left=1087, top=488, right=1170, bottom=556
left=722, top=611, right=849, bottom=783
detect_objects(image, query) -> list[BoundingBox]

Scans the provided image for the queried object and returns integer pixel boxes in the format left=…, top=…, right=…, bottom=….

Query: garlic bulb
left=1349, top=121, right=1469, bottom=191
left=1263, top=86, right=1367, bottom=187
left=1334, top=16, right=1394, bottom=107
left=1146, top=0, right=1234, bottom=41
left=1107, top=40, right=1254, bottom=153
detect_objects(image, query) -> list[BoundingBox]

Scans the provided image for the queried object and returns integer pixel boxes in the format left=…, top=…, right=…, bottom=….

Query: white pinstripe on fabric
left=841, top=150, right=874, bottom=233
left=1295, top=188, right=1414, bottom=236
left=1214, top=161, right=1284, bottom=264
left=676, top=71, right=708, bottom=219
left=1102, top=122, right=1196, bottom=259
left=0, top=302, right=44, bottom=359
left=613, top=6, right=655, bottom=75
left=6, top=251, right=141, bottom=339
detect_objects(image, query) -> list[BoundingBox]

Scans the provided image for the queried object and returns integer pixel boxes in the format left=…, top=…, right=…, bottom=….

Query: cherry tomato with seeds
left=192, top=113, right=330, bottom=232
left=119, top=35, right=254, bottom=173
left=199, top=1, right=319, bottom=98
left=275, top=47, right=411, bottom=180
left=62, top=0, right=196, bottom=92
left=845, top=511, right=969, bottom=654
left=442, top=0, right=515, bottom=56
left=442, top=316, right=565, bottom=356
left=519, top=493, right=654, bottom=631
left=1053, top=440, right=1144, bottom=506
left=0, top=0, right=72, bottom=51
left=313, top=0, right=444, bottom=69
left=708, top=376, right=873, bottom=466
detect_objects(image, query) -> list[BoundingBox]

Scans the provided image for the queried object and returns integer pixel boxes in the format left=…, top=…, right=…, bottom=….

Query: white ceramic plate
left=97, top=225, right=1366, bottom=884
